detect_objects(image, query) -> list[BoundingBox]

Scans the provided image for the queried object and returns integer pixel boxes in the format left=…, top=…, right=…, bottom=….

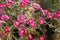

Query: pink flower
left=29, top=7, right=35, bottom=12
left=20, top=2, right=26, bottom=8
left=27, top=17, right=34, bottom=24
left=39, top=17, right=44, bottom=25
left=33, top=3, right=41, bottom=9
left=0, top=14, right=10, bottom=20
left=18, top=28, right=26, bottom=36
left=55, top=11, right=60, bottom=19
left=13, top=20, right=20, bottom=27
left=28, top=33, right=32, bottom=40
left=44, top=9, right=49, bottom=13
left=0, top=22, right=3, bottom=27
left=29, top=22, right=36, bottom=28
left=47, top=13, right=53, bottom=19
left=21, top=0, right=28, bottom=4
left=27, top=17, right=36, bottom=28
left=17, top=14, right=24, bottom=23
left=6, top=0, right=14, bottom=6
left=0, top=3, right=3, bottom=7
left=4, top=26, right=10, bottom=35
left=0, top=3, right=7, bottom=7
left=2, top=3, right=7, bottom=7
left=27, top=1, right=32, bottom=4
left=39, top=35, right=44, bottom=40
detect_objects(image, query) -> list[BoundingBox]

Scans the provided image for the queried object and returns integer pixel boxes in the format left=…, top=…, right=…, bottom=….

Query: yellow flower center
left=16, top=22, right=19, bottom=25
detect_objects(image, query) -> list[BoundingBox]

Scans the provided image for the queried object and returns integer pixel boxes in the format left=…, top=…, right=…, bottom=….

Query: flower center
left=16, top=22, right=19, bottom=25
left=40, top=20, right=43, bottom=22
left=29, top=20, right=33, bottom=23
left=40, top=37, right=43, bottom=40
left=20, top=17, right=23, bottom=20
left=21, top=30, right=24, bottom=33
left=58, top=13, right=60, bottom=16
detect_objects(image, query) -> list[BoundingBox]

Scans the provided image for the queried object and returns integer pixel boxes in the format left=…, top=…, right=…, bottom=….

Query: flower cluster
left=0, top=0, right=60, bottom=40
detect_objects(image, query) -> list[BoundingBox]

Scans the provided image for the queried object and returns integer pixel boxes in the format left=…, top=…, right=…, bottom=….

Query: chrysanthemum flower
left=27, top=17, right=36, bottom=28
left=47, top=13, right=53, bottom=19
left=44, top=9, right=49, bottom=13
left=21, top=0, right=28, bottom=4
left=13, top=20, right=20, bottom=27
left=20, top=2, right=26, bottom=8
left=39, top=17, right=44, bottom=25
left=33, top=3, right=41, bottom=9
left=28, top=33, right=32, bottom=40
left=39, top=35, right=44, bottom=40
left=4, top=26, right=10, bottom=36
left=27, top=17, right=34, bottom=24
left=55, top=11, right=60, bottom=19
left=29, top=22, right=36, bottom=28
left=6, top=0, right=14, bottom=6
left=0, top=3, right=7, bottom=7
left=18, top=28, right=26, bottom=37
left=0, top=14, right=10, bottom=20
left=17, top=14, right=24, bottom=23
left=29, top=7, right=35, bottom=12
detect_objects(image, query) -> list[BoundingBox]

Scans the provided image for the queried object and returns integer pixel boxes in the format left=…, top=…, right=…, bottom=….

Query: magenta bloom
left=33, top=3, right=41, bottom=9
left=0, top=3, right=7, bottom=7
left=17, top=14, right=24, bottom=23
left=13, top=20, right=20, bottom=27
left=0, top=14, right=10, bottom=20
left=27, top=17, right=34, bottom=24
left=27, top=17, right=36, bottom=28
left=39, top=35, right=44, bottom=40
left=47, top=13, right=53, bottom=19
left=39, top=17, right=44, bottom=25
left=0, top=3, right=2, bottom=7
left=29, top=22, right=36, bottom=28
left=28, top=33, right=32, bottom=40
left=29, top=7, right=35, bottom=12
left=55, top=11, right=60, bottom=19
left=44, top=9, right=49, bottom=13
left=0, top=7, right=2, bottom=14
left=4, top=26, right=10, bottom=35
left=6, top=0, right=14, bottom=6
left=0, top=22, right=2, bottom=27
left=18, top=28, right=26, bottom=37
left=21, top=0, right=28, bottom=4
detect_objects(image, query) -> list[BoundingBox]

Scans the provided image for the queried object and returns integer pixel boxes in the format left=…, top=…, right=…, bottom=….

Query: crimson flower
left=39, top=35, right=44, bottom=40
left=18, top=28, right=26, bottom=37
left=17, top=14, right=24, bottom=23
left=47, top=13, right=53, bottom=19
left=28, top=33, right=32, bottom=40
left=6, top=0, right=14, bottom=6
left=13, top=20, right=20, bottom=27
left=55, top=11, right=60, bottom=19
left=4, top=26, right=10, bottom=36
left=20, top=2, right=26, bottom=8
left=39, top=17, right=44, bottom=25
